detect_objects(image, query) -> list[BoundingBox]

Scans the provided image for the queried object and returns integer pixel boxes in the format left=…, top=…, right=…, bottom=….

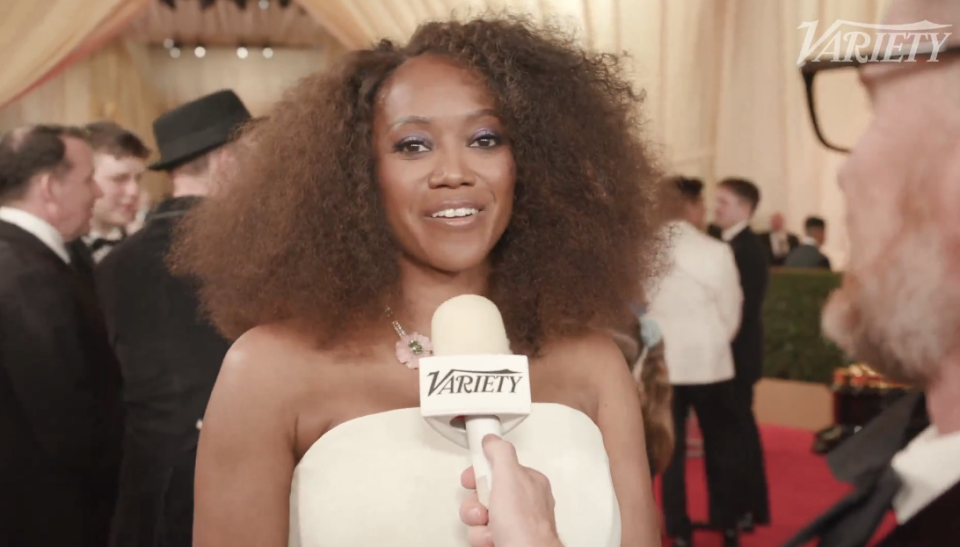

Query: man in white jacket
left=648, top=177, right=745, bottom=547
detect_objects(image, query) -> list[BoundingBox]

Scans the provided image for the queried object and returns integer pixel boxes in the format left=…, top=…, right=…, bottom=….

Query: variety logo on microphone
left=425, top=368, right=524, bottom=396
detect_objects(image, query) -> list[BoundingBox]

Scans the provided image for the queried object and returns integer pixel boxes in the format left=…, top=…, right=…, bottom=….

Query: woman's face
left=374, top=55, right=515, bottom=274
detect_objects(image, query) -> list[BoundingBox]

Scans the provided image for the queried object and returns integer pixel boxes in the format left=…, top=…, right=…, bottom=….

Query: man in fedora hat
left=96, top=90, right=251, bottom=547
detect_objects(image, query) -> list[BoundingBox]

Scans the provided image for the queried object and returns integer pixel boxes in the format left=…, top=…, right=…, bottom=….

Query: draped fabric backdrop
left=0, top=0, right=894, bottom=267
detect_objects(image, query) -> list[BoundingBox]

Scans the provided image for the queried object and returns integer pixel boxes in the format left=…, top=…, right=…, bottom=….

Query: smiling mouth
left=430, top=207, right=481, bottom=219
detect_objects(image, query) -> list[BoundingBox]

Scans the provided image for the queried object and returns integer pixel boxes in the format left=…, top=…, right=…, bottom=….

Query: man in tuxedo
left=80, top=121, right=151, bottom=264
left=783, top=216, right=831, bottom=270
left=0, top=124, right=123, bottom=547
left=711, top=177, right=770, bottom=531
left=98, top=90, right=251, bottom=547
left=782, top=1, right=960, bottom=546
left=649, top=177, right=744, bottom=547
left=758, top=212, right=799, bottom=266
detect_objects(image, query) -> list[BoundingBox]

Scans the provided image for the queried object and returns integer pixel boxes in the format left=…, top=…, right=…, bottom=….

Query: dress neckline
left=298, top=402, right=598, bottom=466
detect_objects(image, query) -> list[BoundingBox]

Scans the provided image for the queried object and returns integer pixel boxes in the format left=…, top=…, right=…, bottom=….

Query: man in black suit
left=0, top=125, right=123, bottom=547
left=781, top=1, right=960, bottom=546
left=711, top=177, right=770, bottom=537
left=98, top=90, right=251, bottom=547
left=758, top=212, right=799, bottom=266
left=783, top=216, right=831, bottom=270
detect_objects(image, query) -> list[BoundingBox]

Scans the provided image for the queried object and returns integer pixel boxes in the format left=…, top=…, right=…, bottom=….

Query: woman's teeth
left=431, top=207, right=479, bottom=219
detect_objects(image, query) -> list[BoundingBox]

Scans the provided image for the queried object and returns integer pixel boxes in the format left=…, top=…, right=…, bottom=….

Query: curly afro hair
left=170, top=14, right=667, bottom=354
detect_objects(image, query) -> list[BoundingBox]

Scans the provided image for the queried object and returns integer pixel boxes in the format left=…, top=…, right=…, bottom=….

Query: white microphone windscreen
left=430, top=294, right=511, bottom=356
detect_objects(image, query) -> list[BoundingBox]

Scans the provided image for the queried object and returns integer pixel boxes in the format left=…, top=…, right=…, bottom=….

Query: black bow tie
left=88, top=236, right=122, bottom=253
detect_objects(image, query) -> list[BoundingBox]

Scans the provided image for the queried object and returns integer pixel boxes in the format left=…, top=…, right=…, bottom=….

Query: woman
left=174, top=15, right=666, bottom=547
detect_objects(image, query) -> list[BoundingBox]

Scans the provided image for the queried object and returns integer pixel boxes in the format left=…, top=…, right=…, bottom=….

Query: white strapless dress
left=288, top=403, right=621, bottom=547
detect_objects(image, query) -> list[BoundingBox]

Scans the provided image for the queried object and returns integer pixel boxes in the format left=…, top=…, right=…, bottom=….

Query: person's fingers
left=460, top=465, right=477, bottom=490
left=458, top=493, right=488, bottom=526
left=467, top=525, right=494, bottom=547
left=481, top=434, right=519, bottom=470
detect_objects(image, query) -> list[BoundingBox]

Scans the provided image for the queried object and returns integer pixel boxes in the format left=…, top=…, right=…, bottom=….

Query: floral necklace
left=386, top=307, right=433, bottom=369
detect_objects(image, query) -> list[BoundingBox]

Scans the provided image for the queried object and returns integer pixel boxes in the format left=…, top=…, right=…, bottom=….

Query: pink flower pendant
left=395, top=333, right=433, bottom=369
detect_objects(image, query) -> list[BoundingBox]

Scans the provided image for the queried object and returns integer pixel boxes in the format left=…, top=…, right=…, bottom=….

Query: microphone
left=419, top=294, right=532, bottom=506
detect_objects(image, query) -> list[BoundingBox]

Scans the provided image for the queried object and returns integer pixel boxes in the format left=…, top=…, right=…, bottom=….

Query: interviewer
left=460, top=435, right=565, bottom=547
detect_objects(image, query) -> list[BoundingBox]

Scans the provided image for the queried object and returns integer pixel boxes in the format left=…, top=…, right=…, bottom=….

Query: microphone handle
left=465, top=415, right=501, bottom=507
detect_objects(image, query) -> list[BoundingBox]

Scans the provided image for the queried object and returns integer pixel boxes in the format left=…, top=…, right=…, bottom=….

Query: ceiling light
left=170, top=47, right=181, bottom=58
left=262, top=47, right=274, bottom=59
left=195, top=46, right=207, bottom=58
left=237, top=47, right=249, bottom=59
left=258, top=0, right=269, bottom=9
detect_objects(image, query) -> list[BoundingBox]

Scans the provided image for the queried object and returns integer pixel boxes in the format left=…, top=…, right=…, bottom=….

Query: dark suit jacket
left=0, top=220, right=123, bottom=547
left=783, top=244, right=831, bottom=270
left=759, top=230, right=800, bottom=266
left=878, top=479, right=960, bottom=547
left=96, top=196, right=230, bottom=458
left=727, top=227, right=769, bottom=383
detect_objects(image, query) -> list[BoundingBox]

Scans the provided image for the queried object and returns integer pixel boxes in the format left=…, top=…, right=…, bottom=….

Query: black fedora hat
left=148, top=90, right=251, bottom=171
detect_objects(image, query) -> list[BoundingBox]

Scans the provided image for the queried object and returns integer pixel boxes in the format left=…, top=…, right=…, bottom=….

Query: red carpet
left=654, top=425, right=897, bottom=547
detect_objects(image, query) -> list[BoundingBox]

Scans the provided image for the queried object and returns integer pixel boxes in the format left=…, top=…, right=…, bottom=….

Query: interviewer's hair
left=169, top=15, right=667, bottom=354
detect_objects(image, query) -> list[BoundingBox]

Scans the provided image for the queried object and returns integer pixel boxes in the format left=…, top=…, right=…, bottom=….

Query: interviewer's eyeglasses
left=799, top=42, right=960, bottom=153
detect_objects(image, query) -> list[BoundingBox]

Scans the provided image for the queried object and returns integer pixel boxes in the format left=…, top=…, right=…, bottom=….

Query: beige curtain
left=145, top=46, right=344, bottom=117
left=0, top=38, right=169, bottom=199
left=0, top=0, right=153, bottom=108
left=717, top=0, right=890, bottom=268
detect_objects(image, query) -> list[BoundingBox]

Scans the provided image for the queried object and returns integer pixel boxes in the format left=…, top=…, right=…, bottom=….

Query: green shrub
left=763, top=268, right=852, bottom=384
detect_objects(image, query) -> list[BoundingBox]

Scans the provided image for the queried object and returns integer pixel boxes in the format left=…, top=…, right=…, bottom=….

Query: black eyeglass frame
left=799, top=42, right=960, bottom=153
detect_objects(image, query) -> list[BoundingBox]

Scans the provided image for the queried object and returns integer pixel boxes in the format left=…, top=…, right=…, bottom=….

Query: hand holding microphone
left=459, top=434, right=564, bottom=547
left=419, top=294, right=532, bottom=506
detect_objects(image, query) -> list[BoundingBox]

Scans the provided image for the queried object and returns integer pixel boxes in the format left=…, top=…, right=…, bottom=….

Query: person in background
left=97, top=90, right=251, bottom=547
left=783, top=1, right=960, bottom=545
left=758, top=212, right=799, bottom=266
left=711, top=177, right=771, bottom=532
left=0, top=124, right=123, bottom=547
left=611, top=305, right=675, bottom=480
left=79, top=121, right=150, bottom=263
left=126, top=189, right=154, bottom=235
left=649, top=176, right=744, bottom=547
left=783, top=216, right=831, bottom=270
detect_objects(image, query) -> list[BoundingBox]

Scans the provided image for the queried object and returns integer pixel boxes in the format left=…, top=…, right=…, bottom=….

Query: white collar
left=891, top=425, right=960, bottom=523
left=0, top=206, right=70, bottom=263
left=800, top=235, right=820, bottom=247
left=721, top=220, right=749, bottom=242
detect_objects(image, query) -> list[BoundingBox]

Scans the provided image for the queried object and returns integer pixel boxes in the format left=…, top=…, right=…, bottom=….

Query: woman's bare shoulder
left=536, top=329, right=632, bottom=421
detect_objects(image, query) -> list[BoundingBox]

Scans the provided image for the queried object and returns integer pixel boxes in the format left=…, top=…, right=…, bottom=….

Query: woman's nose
left=428, top=150, right=472, bottom=189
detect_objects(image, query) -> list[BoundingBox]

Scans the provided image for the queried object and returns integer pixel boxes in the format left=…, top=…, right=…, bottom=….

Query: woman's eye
left=395, top=138, right=430, bottom=154
left=470, top=131, right=502, bottom=149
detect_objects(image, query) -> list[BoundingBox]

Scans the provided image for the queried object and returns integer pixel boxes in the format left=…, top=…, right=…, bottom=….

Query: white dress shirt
left=891, top=425, right=960, bottom=523
left=721, top=219, right=750, bottom=242
left=0, top=206, right=70, bottom=263
left=647, top=221, right=743, bottom=385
